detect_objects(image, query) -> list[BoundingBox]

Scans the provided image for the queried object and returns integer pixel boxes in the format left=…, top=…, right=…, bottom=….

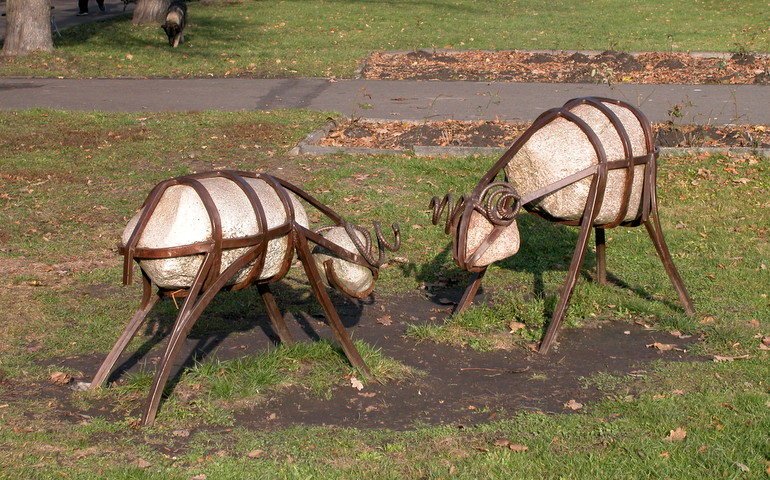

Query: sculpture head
left=312, top=222, right=400, bottom=298
left=431, top=182, right=522, bottom=271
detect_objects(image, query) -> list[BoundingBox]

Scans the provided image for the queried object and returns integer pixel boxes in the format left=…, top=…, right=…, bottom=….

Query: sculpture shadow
left=412, top=212, right=675, bottom=317
left=104, top=279, right=367, bottom=394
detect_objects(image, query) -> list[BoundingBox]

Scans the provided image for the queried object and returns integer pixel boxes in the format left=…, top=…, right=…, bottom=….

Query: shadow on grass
left=54, top=10, right=254, bottom=55
left=412, top=213, right=680, bottom=316
left=104, top=280, right=366, bottom=400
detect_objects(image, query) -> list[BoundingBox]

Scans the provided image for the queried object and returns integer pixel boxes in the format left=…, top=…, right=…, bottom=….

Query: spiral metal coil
left=430, top=182, right=520, bottom=234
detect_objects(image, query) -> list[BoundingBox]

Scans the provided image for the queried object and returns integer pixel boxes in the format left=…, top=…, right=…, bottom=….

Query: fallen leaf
left=190, top=475, right=207, bottom=480
left=659, top=451, right=670, bottom=458
left=508, top=321, right=526, bottom=333
left=376, top=315, right=393, bottom=326
left=762, top=336, right=770, bottom=346
left=669, top=330, right=692, bottom=339
left=734, top=462, right=750, bottom=473
left=172, top=429, right=190, bottom=438
left=508, top=443, right=529, bottom=452
left=350, top=376, right=364, bottom=391
left=493, top=439, right=510, bottom=447
left=246, top=449, right=264, bottom=459
left=364, top=405, right=378, bottom=413
left=664, top=427, right=687, bottom=442
left=672, top=389, right=685, bottom=395
left=713, top=354, right=750, bottom=362
left=564, top=399, right=583, bottom=411
left=134, top=458, right=151, bottom=469
left=49, top=372, right=72, bottom=385
left=647, top=342, right=677, bottom=351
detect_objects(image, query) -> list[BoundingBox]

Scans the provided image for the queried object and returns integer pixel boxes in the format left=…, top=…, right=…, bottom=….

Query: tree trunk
left=132, top=0, right=171, bottom=25
left=1, top=0, right=53, bottom=56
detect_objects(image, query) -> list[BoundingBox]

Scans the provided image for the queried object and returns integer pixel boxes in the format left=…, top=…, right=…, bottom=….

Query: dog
left=161, top=1, right=187, bottom=48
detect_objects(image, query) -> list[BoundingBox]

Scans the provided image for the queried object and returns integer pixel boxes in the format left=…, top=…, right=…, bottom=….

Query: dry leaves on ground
left=664, top=427, right=687, bottom=442
left=362, top=50, right=770, bottom=85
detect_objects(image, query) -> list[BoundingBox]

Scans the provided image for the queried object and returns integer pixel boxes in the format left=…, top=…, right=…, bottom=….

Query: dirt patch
left=318, top=119, right=770, bottom=150
left=10, top=290, right=701, bottom=431
left=361, top=50, right=770, bottom=85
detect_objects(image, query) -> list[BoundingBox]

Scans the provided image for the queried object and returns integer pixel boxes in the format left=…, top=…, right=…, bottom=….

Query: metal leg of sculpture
left=91, top=272, right=159, bottom=389
left=539, top=213, right=597, bottom=354
left=594, top=227, right=607, bottom=285
left=143, top=256, right=220, bottom=426
left=257, top=283, right=295, bottom=345
left=454, top=268, right=487, bottom=315
left=643, top=216, right=695, bottom=316
left=295, top=233, right=372, bottom=379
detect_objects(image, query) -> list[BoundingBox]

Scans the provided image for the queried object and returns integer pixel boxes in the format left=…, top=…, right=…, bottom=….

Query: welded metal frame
left=91, top=170, right=399, bottom=426
left=432, top=97, right=694, bottom=353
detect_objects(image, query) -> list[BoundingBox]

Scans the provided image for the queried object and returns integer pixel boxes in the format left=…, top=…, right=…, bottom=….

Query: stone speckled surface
left=312, top=226, right=375, bottom=297
left=122, top=177, right=308, bottom=289
left=506, top=102, right=648, bottom=224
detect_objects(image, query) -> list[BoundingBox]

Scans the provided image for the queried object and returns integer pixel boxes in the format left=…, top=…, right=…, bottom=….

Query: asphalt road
left=1, top=77, right=768, bottom=125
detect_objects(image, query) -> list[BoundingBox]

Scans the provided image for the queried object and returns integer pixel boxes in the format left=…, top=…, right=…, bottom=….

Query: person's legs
left=97, top=0, right=106, bottom=12
left=77, top=0, right=89, bottom=14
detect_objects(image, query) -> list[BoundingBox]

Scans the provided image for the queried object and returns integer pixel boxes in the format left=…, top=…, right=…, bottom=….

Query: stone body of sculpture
left=432, top=97, right=694, bottom=353
left=90, top=170, right=399, bottom=426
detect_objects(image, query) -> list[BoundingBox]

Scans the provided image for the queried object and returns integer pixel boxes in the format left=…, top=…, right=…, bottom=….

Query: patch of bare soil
left=362, top=50, right=770, bottom=85
left=319, top=119, right=770, bottom=150
left=8, top=290, right=701, bottom=431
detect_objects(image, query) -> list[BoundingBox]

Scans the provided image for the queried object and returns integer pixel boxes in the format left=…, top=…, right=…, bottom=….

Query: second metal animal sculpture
left=432, top=97, right=694, bottom=353
left=91, top=170, right=399, bottom=426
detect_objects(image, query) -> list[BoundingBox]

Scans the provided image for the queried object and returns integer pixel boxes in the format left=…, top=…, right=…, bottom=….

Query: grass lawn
left=0, top=110, right=768, bottom=478
left=0, top=0, right=769, bottom=78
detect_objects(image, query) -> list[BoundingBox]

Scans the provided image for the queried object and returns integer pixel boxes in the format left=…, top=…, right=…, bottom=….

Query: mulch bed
left=361, top=50, right=770, bottom=85
left=318, top=119, right=770, bottom=150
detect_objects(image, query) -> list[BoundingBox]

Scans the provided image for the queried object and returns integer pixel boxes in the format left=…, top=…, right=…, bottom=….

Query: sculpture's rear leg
left=295, top=232, right=371, bottom=379
left=257, top=284, right=295, bottom=345
left=594, top=227, right=607, bottom=285
left=644, top=216, right=695, bottom=316
left=90, top=271, right=159, bottom=389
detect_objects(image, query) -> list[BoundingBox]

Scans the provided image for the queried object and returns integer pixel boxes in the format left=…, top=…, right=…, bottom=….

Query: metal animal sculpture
left=90, top=170, right=399, bottom=425
left=431, top=97, right=694, bottom=353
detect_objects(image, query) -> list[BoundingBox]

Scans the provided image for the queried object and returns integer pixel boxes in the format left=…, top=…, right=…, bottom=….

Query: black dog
left=161, top=1, right=187, bottom=48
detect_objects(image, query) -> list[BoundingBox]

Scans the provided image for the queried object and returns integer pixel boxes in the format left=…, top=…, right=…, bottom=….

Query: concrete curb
left=291, top=123, right=770, bottom=158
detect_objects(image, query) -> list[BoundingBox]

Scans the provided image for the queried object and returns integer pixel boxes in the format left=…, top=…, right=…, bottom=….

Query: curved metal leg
left=538, top=221, right=594, bottom=354
left=91, top=272, right=159, bottom=389
left=143, top=255, right=218, bottom=426
left=454, top=268, right=487, bottom=315
left=295, top=233, right=371, bottom=379
left=594, top=227, right=607, bottom=285
left=257, top=283, right=295, bottom=345
left=644, top=216, right=695, bottom=316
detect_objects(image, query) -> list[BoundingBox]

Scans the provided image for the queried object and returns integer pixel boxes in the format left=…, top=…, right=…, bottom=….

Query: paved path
left=0, top=0, right=133, bottom=40
left=0, top=2, right=767, bottom=124
left=1, top=77, right=768, bottom=124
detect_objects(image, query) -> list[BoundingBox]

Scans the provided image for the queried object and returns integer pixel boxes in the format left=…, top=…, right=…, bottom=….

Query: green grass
left=0, top=110, right=768, bottom=478
left=1, top=0, right=768, bottom=78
